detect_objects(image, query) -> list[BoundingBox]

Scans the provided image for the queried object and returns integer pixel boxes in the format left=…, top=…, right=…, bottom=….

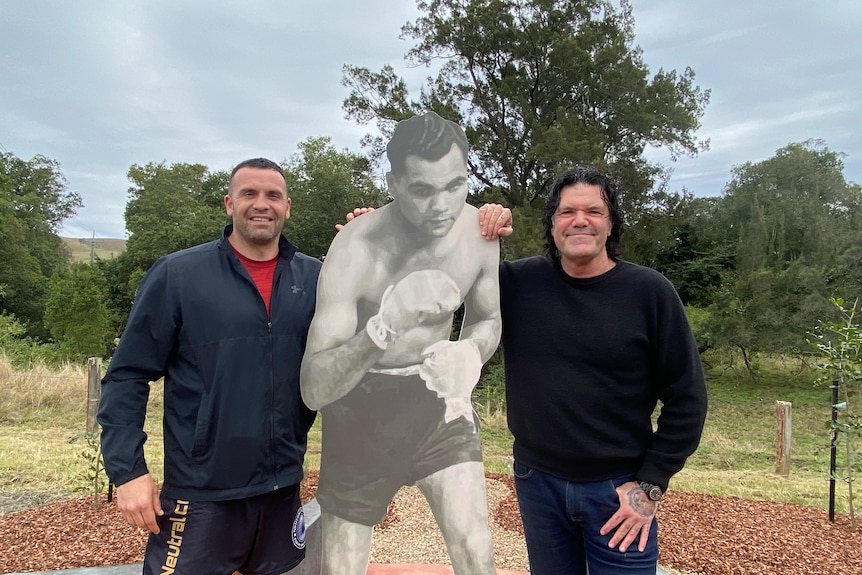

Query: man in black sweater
left=483, top=166, right=707, bottom=575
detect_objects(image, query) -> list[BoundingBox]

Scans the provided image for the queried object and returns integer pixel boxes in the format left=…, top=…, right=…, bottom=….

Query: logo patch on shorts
left=292, top=506, right=306, bottom=550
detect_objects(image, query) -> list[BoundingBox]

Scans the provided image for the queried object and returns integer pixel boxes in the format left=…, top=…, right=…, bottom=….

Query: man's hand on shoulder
left=478, top=203, right=513, bottom=240
left=335, top=207, right=375, bottom=231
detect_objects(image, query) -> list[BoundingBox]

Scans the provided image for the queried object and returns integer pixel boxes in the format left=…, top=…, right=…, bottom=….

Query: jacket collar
left=217, top=224, right=297, bottom=262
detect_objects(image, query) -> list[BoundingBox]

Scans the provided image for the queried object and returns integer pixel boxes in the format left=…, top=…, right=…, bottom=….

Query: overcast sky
left=2, top=0, right=859, bottom=238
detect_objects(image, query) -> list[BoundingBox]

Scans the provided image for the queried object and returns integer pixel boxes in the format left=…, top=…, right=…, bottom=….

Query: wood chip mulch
left=1, top=472, right=860, bottom=575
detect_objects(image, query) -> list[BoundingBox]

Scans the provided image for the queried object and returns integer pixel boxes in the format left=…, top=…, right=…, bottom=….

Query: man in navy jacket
left=98, top=158, right=320, bottom=575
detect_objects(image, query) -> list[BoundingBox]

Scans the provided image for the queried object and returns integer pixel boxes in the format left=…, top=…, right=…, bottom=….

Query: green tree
left=705, top=141, right=862, bottom=356
left=284, top=137, right=387, bottom=259
left=0, top=152, right=80, bottom=232
left=0, top=203, right=46, bottom=329
left=100, top=162, right=230, bottom=327
left=343, top=0, right=709, bottom=219
left=97, top=251, right=140, bottom=336
left=44, top=263, right=115, bottom=359
left=650, top=196, right=734, bottom=307
left=623, top=187, right=693, bottom=267
left=810, top=297, right=861, bottom=531
left=124, top=162, right=229, bottom=272
left=0, top=284, right=27, bottom=350
left=0, top=152, right=80, bottom=336
left=501, top=203, right=546, bottom=260
left=717, top=141, right=858, bottom=272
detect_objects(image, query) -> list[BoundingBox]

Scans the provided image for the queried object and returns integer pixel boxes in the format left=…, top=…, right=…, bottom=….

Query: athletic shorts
left=143, top=484, right=306, bottom=575
left=316, top=371, right=482, bottom=525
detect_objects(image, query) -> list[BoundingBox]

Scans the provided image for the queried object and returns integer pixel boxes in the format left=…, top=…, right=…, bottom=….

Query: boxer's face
left=389, top=144, right=468, bottom=237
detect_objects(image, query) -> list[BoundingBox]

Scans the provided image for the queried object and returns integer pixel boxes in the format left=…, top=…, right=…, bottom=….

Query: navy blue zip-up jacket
left=98, top=226, right=321, bottom=501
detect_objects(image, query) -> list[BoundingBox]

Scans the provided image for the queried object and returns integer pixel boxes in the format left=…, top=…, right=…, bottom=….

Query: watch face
left=639, top=482, right=663, bottom=501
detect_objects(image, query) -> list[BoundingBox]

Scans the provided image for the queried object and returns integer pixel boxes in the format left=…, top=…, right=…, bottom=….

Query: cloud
left=1, top=0, right=860, bottom=237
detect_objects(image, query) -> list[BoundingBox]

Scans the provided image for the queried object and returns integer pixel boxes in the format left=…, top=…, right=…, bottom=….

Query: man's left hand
left=478, top=203, right=513, bottom=239
left=599, top=481, right=658, bottom=553
left=335, top=207, right=375, bottom=231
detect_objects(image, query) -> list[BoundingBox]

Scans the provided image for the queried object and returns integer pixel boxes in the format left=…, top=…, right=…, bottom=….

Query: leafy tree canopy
left=703, top=141, right=862, bottom=356
left=342, top=0, right=709, bottom=218
left=44, top=262, right=115, bottom=360
left=0, top=152, right=81, bottom=233
left=123, top=161, right=229, bottom=272
left=0, top=152, right=79, bottom=335
left=285, top=137, right=387, bottom=259
left=0, top=205, right=46, bottom=330
left=716, top=140, right=861, bottom=273
left=646, top=195, right=734, bottom=306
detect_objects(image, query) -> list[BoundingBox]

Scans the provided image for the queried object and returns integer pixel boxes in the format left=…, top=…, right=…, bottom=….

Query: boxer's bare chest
left=383, top=236, right=480, bottom=296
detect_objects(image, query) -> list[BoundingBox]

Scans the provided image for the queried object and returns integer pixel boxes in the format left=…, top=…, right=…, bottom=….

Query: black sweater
left=500, top=257, right=707, bottom=490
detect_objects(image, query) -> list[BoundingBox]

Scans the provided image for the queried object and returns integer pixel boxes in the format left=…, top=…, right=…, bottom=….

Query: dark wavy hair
left=229, top=158, right=286, bottom=194
left=542, top=166, right=625, bottom=260
left=386, top=112, right=468, bottom=175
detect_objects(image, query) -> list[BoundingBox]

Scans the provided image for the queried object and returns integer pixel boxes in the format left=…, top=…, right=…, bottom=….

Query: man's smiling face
left=224, top=166, right=291, bottom=250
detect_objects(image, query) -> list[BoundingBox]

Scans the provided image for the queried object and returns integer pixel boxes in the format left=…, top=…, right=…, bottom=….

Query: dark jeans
left=514, top=461, right=658, bottom=575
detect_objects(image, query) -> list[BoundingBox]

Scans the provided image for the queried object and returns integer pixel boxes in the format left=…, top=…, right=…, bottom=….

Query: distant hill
left=60, top=236, right=127, bottom=262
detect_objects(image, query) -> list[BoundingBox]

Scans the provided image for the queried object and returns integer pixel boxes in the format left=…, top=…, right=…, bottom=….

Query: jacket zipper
left=269, top=268, right=279, bottom=490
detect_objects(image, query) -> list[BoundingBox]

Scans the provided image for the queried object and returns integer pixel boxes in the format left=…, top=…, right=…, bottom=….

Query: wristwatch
left=638, top=481, right=664, bottom=501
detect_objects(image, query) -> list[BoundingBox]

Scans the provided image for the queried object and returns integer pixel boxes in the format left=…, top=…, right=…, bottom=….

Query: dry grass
left=0, top=360, right=87, bottom=426
left=0, top=355, right=165, bottom=493
left=0, top=354, right=857, bottom=518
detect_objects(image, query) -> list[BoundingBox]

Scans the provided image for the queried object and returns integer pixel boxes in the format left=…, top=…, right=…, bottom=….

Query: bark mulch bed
left=1, top=472, right=859, bottom=575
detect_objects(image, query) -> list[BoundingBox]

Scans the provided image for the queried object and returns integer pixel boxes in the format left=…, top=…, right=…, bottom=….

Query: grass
left=0, top=350, right=858, bottom=516
left=670, top=349, right=858, bottom=512
left=0, top=357, right=164, bottom=494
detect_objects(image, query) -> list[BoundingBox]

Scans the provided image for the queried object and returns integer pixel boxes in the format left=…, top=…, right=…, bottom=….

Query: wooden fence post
left=86, top=357, right=105, bottom=505
left=87, top=357, right=101, bottom=433
left=775, top=400, right=792, bottom=476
